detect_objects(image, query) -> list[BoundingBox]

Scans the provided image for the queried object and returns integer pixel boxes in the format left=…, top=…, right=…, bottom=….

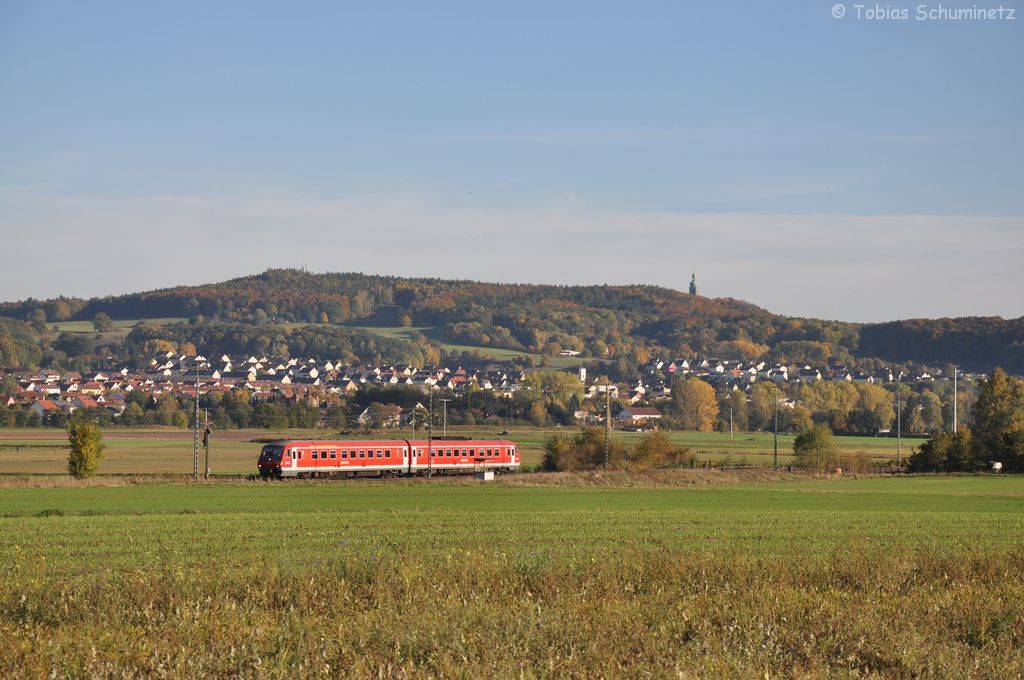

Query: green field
left=45, top=317, right=188, bottom=347
left=0, top=427, right=914, bottom=476
left=48, top=318, right=187, bottom=333
left=1, top=475, right=1022, bottom=677
left=345, top=324, right=593, bottom=368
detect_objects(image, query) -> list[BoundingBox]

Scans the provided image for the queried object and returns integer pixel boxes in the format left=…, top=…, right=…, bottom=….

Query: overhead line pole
left=439, top=398, right=451, bottom=437
left=604, top=380, right=611, bottom=471
left=204, top=408, right=210, bottom=479
left=896, top=388, right=902, bottom=469
left=192, top=361, right=200, bottom=481
left=427, top=388, right=433, bottom=479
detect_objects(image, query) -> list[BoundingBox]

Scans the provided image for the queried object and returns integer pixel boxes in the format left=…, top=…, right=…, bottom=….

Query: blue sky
left=1, top=1, right=1021, bottom=321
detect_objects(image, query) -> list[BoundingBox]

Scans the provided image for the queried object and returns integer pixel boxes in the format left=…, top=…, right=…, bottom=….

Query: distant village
left=0, top=349, right=960, bottom=429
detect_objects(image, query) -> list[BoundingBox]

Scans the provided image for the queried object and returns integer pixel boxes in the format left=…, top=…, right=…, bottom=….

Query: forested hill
left=1, top=269, right=1022, bottom=374
left=858, top=317, right=1024, bottom=374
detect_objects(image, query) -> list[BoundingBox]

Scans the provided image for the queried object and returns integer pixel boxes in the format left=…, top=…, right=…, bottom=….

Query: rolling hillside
left=1, top=269, right=1022, bottom=373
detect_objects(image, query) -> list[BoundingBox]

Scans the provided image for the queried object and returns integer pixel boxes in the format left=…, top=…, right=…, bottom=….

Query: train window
left=341, top=451, right=347, bottom=459
left=359, top=451, right=365, bottom=459
left=313, top=451, right=319, bottom=460
left=330, top=451, right=337, bottom=459
left=385, top=450, right=391, bottom=458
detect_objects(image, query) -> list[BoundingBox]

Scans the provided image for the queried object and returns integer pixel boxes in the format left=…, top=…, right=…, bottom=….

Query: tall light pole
left=439, top=398, right=451, bottom=437
left=728, top=390, right=733, bottom=440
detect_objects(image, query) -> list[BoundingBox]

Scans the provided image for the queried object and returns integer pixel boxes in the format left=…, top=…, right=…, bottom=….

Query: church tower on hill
left=689, top=273, right=698, bottom=296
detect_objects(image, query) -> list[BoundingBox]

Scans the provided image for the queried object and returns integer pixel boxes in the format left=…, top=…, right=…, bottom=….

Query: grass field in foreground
left=1, top=475, right=1022, bottom=677
left=0, top=427, right=915, bottom=475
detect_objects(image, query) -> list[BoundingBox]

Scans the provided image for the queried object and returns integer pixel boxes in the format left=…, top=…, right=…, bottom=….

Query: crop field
left=0, top=427, right=913, bottom=476
left=1, top=474, right=1022, bottom=678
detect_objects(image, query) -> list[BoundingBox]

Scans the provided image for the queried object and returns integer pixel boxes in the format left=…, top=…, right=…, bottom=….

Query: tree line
left=909, top=368, right=1024, bottom=472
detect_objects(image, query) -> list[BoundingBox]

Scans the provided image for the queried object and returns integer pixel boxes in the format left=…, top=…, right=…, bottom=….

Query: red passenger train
left=257, top=438, right=519, bottom=478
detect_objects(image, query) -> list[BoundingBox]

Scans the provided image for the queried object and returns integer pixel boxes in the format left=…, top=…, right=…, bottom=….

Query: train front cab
left=258, top=443, right=285, bottom=479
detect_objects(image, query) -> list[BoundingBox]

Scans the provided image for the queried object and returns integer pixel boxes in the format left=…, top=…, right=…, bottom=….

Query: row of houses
left=2, top=353, right=537, bottom=420
left=644, top=358, right=942, bottom=386
left=2, top=351, right=955, bottom=424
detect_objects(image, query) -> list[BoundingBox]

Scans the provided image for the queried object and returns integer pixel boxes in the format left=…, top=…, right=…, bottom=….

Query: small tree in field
left=67, top=418, right=105, bottom=478
left=92, top=312, right=114, bottom=333
left=793, top=424, right=839, bottom=471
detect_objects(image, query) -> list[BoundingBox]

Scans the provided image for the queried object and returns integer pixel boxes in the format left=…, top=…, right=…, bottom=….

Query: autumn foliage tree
left=672, top=377, right=719, bottom=431
left=969, top=368, right=1024, bottom=471
left=67, top=417, right=105, bottom=478
left=793, top=425, right=839, bottom=471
